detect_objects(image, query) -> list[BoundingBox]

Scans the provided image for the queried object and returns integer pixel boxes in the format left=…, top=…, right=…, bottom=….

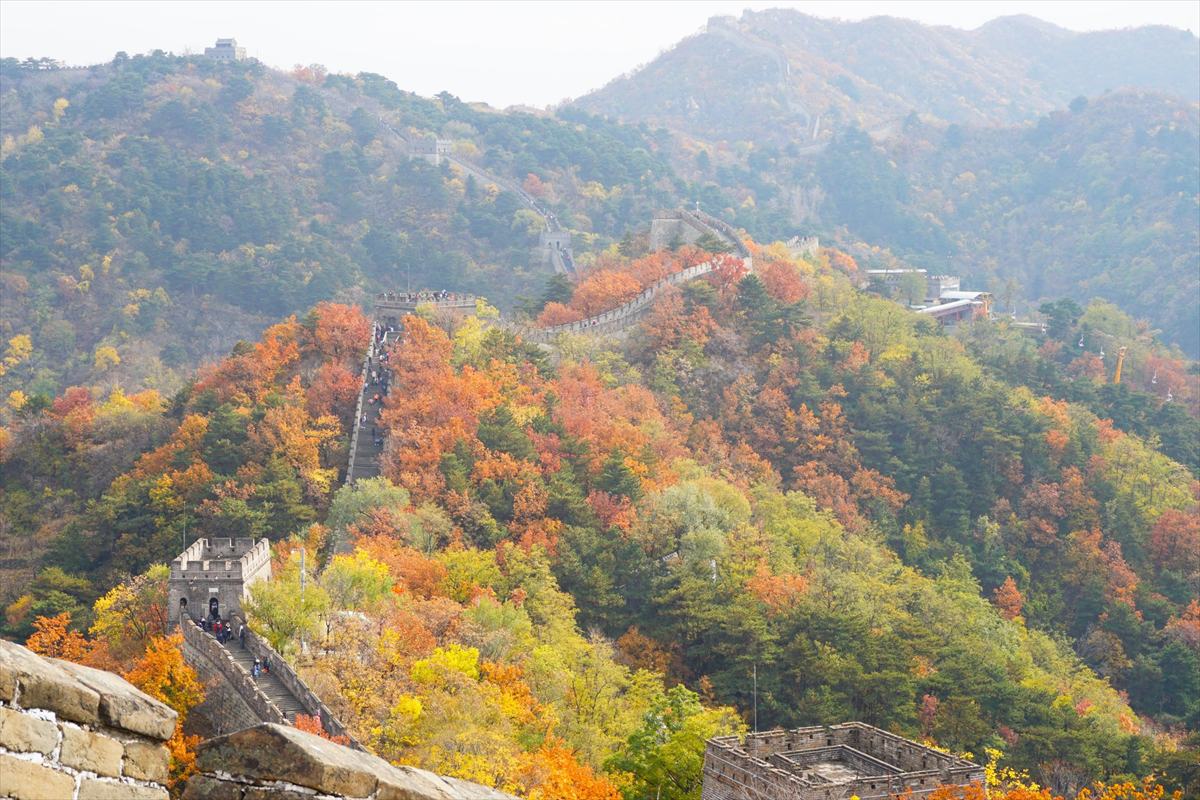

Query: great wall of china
left=340, top=190, right=754, bottom=490
left=378, top=118, right=578, bottom=275
left=168, top=118, right=754, bottom=766
left=0, top=55, right=992, bottom=800
left=1, top=635, right=516, bottom=800
left=120, top=102, right=972, bottom=800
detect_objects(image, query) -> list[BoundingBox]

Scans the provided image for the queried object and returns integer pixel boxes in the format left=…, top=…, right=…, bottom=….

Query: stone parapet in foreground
left=183, top=723, right=518, bottom=800
left=0, top=638, right=176, bottom=800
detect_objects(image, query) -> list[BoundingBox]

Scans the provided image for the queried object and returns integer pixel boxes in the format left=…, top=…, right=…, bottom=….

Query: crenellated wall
left=786, top=235, right=820, bottom=259
left=179, top=618, right=285, bottom=729
left=703, top=723, right=984, bottom=800
left=650, top=211, right=706, bottom=251
left=235, top=619, right=361, bottom=748
left=169, top=537, right=271, bottom=622
left=521, top=261, right=721, bottom=341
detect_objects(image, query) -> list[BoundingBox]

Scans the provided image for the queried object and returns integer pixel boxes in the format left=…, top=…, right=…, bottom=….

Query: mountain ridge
left=573, top=9, right=1200, bottom=140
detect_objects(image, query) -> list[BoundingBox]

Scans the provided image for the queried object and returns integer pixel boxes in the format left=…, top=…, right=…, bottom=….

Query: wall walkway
left=180, top=618, right=361, bottom=748
left=520, top=207, right=752, bottom=341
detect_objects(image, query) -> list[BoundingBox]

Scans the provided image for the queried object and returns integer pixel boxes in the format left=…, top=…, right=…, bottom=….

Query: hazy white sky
left=2, top=1, right=1197, bottom=108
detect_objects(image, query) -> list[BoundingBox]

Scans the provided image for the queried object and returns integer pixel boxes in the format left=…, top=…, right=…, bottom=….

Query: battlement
left=649, top=211, right=695, bottom=251
left=650, top=208, right=749, bottom=258
left=703, top=723, right=982, bottom=800
left=170, top=538, right=270, bottom=580
left=410, top=135, right=453, bottom=164
left=540, top=229, right=572, bottom=248
left=786, top=235, right=820, bottom=259
left=169, top=538, right=271, bottom=622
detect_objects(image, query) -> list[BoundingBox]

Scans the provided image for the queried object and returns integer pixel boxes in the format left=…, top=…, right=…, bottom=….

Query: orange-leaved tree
left=519, top=740, right=621, bottom=800
left=123, top=633, right=205, bottom=788
left=295, top=713, right=352, bottom=745
left=993, top=577, right=1024, bottom=621
left=537, top=302, right=584, bottom=327
left=308, top=301, right=371, bottom=363
left=1076, top=781, right=1182, bottom=800
left=568, top=270, right=641, bottom=317
left=26, top=612, right=92, bottom=662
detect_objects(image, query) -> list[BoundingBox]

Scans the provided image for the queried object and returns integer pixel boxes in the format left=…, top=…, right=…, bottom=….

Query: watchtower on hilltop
left=168, top=537, right=271, bottom=623
left=204, top=38, right=247, bottom=61
left=409, top=135, right=452, bottom=165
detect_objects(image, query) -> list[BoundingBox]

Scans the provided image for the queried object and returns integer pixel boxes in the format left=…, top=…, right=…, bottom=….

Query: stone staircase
left=349, top=374, right=384, bottom=483
left=346, top=330, right=397, bottom=487
left=221, top=636, right=306, bottom=723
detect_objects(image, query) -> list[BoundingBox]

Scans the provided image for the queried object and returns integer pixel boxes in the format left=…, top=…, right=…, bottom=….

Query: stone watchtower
left=203, top=38, right=247, bottom=61
left=649, top=211, right=704, bottom=251
left=169, top=538, right=271, bottom=623
left=702, top=722, right=984, bottom=800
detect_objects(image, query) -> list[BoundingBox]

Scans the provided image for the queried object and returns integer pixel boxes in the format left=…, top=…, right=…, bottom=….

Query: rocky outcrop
left=0, top=638, right=176, bottom=800
left=183, top=723, right=518, bottom=800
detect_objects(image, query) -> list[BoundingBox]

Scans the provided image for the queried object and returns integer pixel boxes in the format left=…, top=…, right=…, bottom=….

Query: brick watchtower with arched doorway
left=168, top=538, right=271, bottom=623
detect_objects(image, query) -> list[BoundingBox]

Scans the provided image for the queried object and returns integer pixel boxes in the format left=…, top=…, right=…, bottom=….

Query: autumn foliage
left=537, top=246, right=719, bottom=325
left=4, top=250, right=1196, bottom=798
left=295, top=713, right=351, bottom=745
left=994, top=577, right=1024, bottom=620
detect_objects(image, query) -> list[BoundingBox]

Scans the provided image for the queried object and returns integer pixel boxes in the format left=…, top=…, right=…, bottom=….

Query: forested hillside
left=0, top=24, right=1197, bottom=800
left=570, top=11, right=1200, bottom=355
left=823, top=93, right=1200, bottom=354
left=575, top=11, right=1199, bottom=142
left=2, top=239, right=1196, bottom=797
left=0, top=52, right=681, bottom=399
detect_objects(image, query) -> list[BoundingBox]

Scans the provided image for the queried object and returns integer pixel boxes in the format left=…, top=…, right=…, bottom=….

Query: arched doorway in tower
left=179, top=597, right=188, bottom=619
left=209, top=597, right=219, bottom=619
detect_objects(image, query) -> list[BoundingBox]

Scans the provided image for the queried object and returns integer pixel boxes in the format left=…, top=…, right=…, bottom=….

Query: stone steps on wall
left=223, top=640, right=305, bottom=721
left=347, top=354, right=387, bottom=485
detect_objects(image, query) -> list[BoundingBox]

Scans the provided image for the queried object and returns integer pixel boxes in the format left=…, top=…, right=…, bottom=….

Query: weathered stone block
left=0, top=652, right=15, bottom=701
left=78, top=777, right=169, bottom=800
left=0, top=639, right=101, bottom=724
left=56, top=659, right=177, bottom=741
left=190, top=723, right=519, bottom=800
left=123, top=739, right=171, bottom=783
left=182, top=774, right=244, bottom=800
left=0, top=705, right=58, bottom=754
left=0, top=752, right=77, bottom=800
left=197, top=723, right=377, bottom=797
left=438, top=775, right=517, bottom=800
left=61, top=724, right=124, bottom=777
left=375, top=767, right=457, bottom=800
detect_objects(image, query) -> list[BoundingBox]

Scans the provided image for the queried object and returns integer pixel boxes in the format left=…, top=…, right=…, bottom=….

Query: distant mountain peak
left=573, top=10, right=1199, bottom=140
left=976, top=14, right=1072, bottom=38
